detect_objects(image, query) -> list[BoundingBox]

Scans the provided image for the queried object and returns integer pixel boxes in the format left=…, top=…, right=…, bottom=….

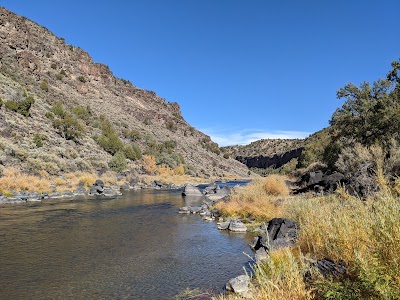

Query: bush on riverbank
left=214, top=175, right=289, bottom=220
left=215, top=172, right=400, bottom=300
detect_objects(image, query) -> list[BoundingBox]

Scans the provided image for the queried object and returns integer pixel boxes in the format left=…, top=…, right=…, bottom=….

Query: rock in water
left=228, top=220, right=247, bottom=232
left=217, top=220, right=230, bottom=230
left=206, top=186, right=231, bottom=201
left=182, top=184, right=203, bottom=196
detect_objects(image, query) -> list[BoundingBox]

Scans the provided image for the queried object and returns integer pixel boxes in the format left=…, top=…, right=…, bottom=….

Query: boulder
left=206, top=186, right=230, bottom=201
left=307, top=170, right=324, bottom=185
left=182, top=184, right=203, bottom=197
left=218, top=219, right=247, bottom=232
left=217, top=220, right=231, bottom=230
left=295, top=170, right=345, bottom=195
left=94, top=179, right=104, bottom=188
left=323, top=172, right=345, bottom=192
left=154, top=180, right=165, bottom=188
left=90, top=180, right=105, bottom=195
left=103, top=187, right=122, bottom=196
left=314, top=259, right=347, bottom=278
left=203, top=182, right=220, bottom=195
left=225, top=275, right=251, bottom=298
left=255, top=248, right=268, bottom=264
left=252, top=218, right=298, bottom=251
left=229, top=220, right=247, bottom=232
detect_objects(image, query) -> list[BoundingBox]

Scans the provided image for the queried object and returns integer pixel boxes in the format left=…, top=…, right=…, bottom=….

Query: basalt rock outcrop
left=236, top=147, right=304, bottom=169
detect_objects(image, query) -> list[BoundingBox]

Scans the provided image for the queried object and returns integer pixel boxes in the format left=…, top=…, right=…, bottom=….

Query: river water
left=0, top=183, right=253, bottom=299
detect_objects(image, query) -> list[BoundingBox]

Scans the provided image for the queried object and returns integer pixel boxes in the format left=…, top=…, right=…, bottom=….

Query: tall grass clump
left=288, top=189, right=400, bottom=299
left=215, top=175, right=290, bottom=220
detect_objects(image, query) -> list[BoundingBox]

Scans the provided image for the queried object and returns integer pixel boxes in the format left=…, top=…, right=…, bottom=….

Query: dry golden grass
left=0, top=167, right=52, bottom=193
left=215, top=171, right=400, bottom=299
left=214, top=249, right=312, bottom=300
left=215, top=175, right=290, bottom=220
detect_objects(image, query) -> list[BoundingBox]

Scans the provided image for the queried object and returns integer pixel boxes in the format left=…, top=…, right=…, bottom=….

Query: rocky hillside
left=0, top=7, right=248, bottom=178
left=222, top=139, right=305, bottom=170
left=222, top=139, right=304, bottom=158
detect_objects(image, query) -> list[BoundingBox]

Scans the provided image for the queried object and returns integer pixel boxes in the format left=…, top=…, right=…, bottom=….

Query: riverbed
left=0, top=184, right=253, bottom=299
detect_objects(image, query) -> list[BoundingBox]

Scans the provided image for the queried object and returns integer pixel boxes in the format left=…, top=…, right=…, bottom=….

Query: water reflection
left=0, top=187, right=253, bottom=300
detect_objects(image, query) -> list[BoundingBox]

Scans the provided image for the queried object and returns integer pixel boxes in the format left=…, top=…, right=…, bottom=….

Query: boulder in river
left=90, top=180, right=105, bottom=195
left=218, top=219, right=247, bottom=232
left=228, top=219, right=247, bottom=232
left=206, top=186, right=231, bottom=201
left=182, top=184, right=203, bottom=197
left=203, top=182, right=220, bottom=195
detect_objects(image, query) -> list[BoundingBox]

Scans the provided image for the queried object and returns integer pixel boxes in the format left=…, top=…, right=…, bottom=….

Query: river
left=0, top=182, right=253, bottom=299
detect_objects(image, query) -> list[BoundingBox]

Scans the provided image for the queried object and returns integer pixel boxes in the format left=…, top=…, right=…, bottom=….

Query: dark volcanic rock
left=251, top=218, right=299, bottom=251
left=236, top=147, right=303, bottom=169
left=315, top=259, right=347, bottom=278
left=295, top=170, right=345, bottom=195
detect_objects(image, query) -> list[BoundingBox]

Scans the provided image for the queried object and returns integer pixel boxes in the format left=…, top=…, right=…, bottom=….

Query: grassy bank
left=0, top=166, right=244, bottom=196
left=214, top=175, right=400, bottom=300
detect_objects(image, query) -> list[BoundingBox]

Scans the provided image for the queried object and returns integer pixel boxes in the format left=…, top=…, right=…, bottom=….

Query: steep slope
left=0, top=7, right=248, bottom=178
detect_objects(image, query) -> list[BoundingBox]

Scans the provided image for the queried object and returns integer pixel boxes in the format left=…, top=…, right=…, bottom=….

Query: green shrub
left=223, top=153, right=230, bottom=159
left=156, top=152, right=185, bottom=168
left=45, top=111, right=54, bottom=119
left=162, top=140, right=177, bottom=150
left=4, top=95, right=35, bottom=117
left=123, top=129, right=141, bottom=141
left=56, top=74, right=63, bottom=80
left=51, top=63, right=57, bottom=69
left=52, top=115, right=85, bottom=142
left=60, top=69, right=66, bottom=76
left=72, top=105, right=91, bottom=124
left=33, top=134, right=44, bottom=147
left=108, top=151, right=127, bottom=172
left=123, top=143, right=142, bottom=161
left=0, top=97, right=3, bottom=108
left=78, top=76, right=86, bottom=83
left=51, top=101, right=66, bottom=118
left=95, top=117, right=124, bottom=155
left=40, top=80, right=49, bottom=92
left=96, top=134, right=123, bottom=155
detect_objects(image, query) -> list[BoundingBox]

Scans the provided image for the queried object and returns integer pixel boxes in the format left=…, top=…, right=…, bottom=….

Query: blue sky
left=1, top=1, right=399, bottom=146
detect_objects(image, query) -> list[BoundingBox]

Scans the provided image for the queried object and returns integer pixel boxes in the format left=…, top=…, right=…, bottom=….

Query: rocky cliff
left=0, top=7, right=248, bottom=178
left=236, top=147, right=304, bottom=169
left=222, top=139, right=304, bottom=169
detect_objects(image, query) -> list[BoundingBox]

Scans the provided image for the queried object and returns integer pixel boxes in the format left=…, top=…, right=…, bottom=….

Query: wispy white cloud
left=200, top=128, right=311, bottom=147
